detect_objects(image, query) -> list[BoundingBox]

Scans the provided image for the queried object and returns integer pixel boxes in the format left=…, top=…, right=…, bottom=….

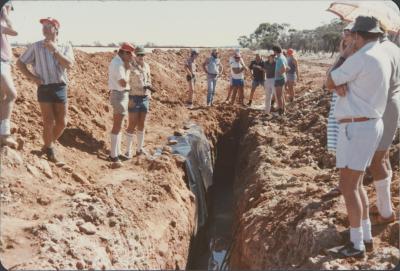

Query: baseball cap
left=40, top=17, right=60, bottom=29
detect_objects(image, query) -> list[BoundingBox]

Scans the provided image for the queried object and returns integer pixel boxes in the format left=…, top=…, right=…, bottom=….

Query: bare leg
left=52, top=103, right=68, bottom=142
left=39, top=103, right=56, bottom=148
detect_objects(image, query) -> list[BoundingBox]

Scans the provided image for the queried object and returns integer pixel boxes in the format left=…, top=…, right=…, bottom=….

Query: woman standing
left=263, top=52, right=276, bottom=114
left=0, top=1, right=18, bottom=148
left=285, top=48, right=300, bottom=103
left=125, top=47, right=154, bottom=157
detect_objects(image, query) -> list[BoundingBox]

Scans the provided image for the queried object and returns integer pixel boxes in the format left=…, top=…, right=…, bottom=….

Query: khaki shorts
left=110, top=90, right=129, bottom=115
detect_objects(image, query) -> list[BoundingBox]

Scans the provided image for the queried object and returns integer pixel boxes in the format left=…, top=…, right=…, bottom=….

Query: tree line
left=238, top=19, right=399, bottom=56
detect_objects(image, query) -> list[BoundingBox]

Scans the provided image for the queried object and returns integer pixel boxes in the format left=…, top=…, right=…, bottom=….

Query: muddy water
left=190, top=120, right=241, bottom=269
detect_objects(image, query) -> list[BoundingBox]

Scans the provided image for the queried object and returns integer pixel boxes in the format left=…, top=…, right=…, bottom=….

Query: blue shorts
left=252, top=80, right=265, bottom=88
left=37, top=83, right=67, bottom=103
left=128, top=95, right=149, bottom=113
left=232, top=78, right=244, bottom=87
left=274, top=78, right=286, bottom=87
left=286, top=73, right=296, bottom=82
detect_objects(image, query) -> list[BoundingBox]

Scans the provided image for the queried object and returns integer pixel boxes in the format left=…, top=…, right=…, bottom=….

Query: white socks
left=110, top=133, right=120, bottom=158
left=374, top=173, right=393, bottom=218
left=350, top=227, right=365, bottom=251
left=0, top=119, right=11, bottom=135
left=125, top=132, right=134, bottom=157
left=362, top=219, right=372, bottom=241
left=137, top=130, right=145, bottom=152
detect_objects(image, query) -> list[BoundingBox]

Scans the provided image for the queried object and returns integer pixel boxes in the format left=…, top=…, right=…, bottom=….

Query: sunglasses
left=137, top=54, right=145, bottom=57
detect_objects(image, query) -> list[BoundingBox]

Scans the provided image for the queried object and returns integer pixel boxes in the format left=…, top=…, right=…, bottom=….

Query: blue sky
left=3, top=0, right=368, bottom=46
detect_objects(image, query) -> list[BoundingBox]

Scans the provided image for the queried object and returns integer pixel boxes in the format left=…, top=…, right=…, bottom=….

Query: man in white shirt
left=325, top=16, right=391, bottom=258
left=108, top=42, right=134, bottom=167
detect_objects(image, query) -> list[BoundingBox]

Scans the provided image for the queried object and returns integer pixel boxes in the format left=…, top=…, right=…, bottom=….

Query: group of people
left=325, top=16, right=399, bottom=258
left=1, top=1, right=398, bottom=261
left=184, top=46, right=300, bottom=115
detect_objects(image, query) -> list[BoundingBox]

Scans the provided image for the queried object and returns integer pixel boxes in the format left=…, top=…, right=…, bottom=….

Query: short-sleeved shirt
left=108, top=55, right=130, bottom=91
left=129, top=62, right=151, bottom=96
left=331, top=41, right=391, bottom=120
left=380, top=37, right=400, bottom=101
left=230, top=60, right=244, bottom=80
left=0, top=17, right=12, bottom=62
left=19, top=40, right=75, bottom=85
left=275, top=54, right=287, bottom=80
left=249, top=60, right=265, bottom=81
left=264, top=61, right=276, bottom=79
left=185, top=56, right=197, bottom=75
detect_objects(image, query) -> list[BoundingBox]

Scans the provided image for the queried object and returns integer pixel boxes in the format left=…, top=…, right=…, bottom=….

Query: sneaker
left=0, top=135, right=18, bottom=149
left=338, top=242, right=365, bottom=258
left=119, top=153, right=131, bottom=161
left=136, top=148, right=148, bottom=156
left=374, top=212, right=396, bottom=225
left=44, top=147, right=65, bottom=166
left=339, top=230, right=374, bottom=252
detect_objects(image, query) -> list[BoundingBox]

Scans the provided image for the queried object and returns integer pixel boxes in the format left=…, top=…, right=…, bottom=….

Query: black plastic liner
left=168, top=124, right=213, bottom=233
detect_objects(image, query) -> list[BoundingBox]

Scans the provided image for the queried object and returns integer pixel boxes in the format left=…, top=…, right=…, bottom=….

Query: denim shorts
left=286, top=73, right=297, bottom=82
left=252, top=80, right=265, bottom=88
left=37, top=83, right=67, bottom=103
left=128, top=95, right=149, bottom=113
left=274, top=78, right=286, bottom=87
left=232, top=78, right=244, bottom=87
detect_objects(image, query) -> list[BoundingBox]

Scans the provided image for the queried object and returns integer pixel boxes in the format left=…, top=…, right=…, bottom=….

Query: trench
left=184, top=111, right=248, bottom=270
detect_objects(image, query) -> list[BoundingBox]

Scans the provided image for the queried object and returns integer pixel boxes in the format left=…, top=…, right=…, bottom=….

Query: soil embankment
left=0, top=48, right=398, bottom=269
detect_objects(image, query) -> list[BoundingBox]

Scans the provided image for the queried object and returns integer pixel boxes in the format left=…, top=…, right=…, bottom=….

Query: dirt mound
left=229, top=70, right=399, bottom=269
left=1, top=48, right=243, bottom=269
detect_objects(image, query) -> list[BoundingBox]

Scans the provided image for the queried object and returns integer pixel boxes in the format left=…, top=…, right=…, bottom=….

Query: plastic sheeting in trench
left=169, top=124, right=213, bottom=233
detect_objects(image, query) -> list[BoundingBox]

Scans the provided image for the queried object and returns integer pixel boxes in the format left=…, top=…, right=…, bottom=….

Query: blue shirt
left=274, top=55, right=287, bottom=80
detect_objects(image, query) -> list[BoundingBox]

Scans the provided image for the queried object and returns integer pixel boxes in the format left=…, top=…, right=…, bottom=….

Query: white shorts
left=1, top=60, right=12, bottom=77
left=336, top=118, right=383, bottom=171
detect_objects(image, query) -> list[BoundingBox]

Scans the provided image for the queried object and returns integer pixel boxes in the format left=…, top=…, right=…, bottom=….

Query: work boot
left=44, top=147, right=65, bottom=166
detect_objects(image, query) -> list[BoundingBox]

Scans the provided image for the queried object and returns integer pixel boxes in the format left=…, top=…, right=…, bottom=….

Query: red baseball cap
left=40, top=17, right=60, bottom=29
left=119, top=42, right=135, bottom=53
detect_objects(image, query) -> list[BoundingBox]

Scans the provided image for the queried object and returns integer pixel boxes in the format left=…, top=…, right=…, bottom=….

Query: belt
left=339, top=117, right=373, bottom=124
left=40, top=83, right=66, bottom=87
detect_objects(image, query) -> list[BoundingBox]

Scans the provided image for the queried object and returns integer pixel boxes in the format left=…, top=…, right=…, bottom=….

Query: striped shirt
left=19, top=40, right=74, bottom=85
left=327, top=92, right=339, bottom=153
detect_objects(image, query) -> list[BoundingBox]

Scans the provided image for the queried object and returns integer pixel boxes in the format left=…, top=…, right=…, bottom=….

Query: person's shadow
left=58, top=127, right=106, bottom=155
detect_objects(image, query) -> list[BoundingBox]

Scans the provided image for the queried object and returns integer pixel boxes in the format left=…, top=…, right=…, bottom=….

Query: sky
left=3, top=0, right=391, bottom=46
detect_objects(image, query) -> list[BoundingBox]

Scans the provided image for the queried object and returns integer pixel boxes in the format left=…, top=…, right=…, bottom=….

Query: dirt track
left=0, top=48, right=398, bottom=269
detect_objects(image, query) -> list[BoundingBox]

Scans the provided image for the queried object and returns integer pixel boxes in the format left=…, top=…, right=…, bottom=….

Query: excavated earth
left=0, top=48, right=398, bottom=270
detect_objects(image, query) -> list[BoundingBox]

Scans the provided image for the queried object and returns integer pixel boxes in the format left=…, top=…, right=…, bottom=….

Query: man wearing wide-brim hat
left=325, top=16, right=391, bottom=258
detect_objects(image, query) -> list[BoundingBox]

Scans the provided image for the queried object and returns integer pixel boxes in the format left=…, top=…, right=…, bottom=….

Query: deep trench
left=187, top=112, right=247, bottom=269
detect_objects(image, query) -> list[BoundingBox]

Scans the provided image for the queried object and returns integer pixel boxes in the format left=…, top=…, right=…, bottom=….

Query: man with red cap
left=17, top=17, right=74, bottom=165
left=108, top=42, right=134, bottom=167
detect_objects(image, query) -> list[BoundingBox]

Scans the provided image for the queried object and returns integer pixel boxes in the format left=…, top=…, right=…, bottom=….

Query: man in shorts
left=17, top=17, right=74, bottom=164
left=325, top=16, right=390, bottom=258
left=368, top=23, right=400, bottom=225
left=248, top=53, right=265, bottom=106
left=108, top=42, right=134, bottom=166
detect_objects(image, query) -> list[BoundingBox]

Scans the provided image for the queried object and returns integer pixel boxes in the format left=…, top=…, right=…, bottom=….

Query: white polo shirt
left=331, top=41, right=391, bottom=120
left=380, top=37, right=400, bottom=101
left=108, top=55, right=130, bottom=91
